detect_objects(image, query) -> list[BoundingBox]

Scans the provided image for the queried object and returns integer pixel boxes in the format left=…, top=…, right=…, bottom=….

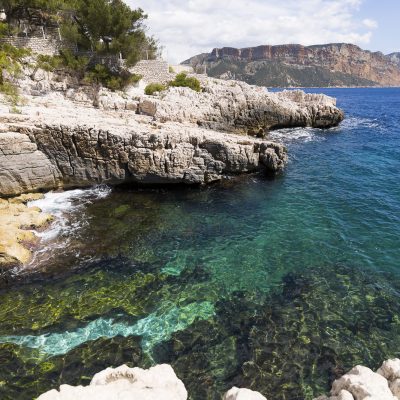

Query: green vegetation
left=84, top=63, right=141, bottom=91
left=0, top=43, right=31, bottom=111
left=144, top=82, right=167, bottom=95
left=168, top=65, right=175, bottom=73
left=0, top=0, right=158, bottom=66
left=145, top=73, right=202, bottom=96
left=169, top=72, right=201, bottom=92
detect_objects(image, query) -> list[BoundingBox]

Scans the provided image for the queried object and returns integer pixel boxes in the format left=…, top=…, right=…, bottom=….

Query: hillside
left=182, top=43, right=400, bottom=87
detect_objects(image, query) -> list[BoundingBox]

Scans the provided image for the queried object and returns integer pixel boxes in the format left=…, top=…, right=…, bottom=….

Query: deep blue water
left=0, top=88, right=399, bottom=400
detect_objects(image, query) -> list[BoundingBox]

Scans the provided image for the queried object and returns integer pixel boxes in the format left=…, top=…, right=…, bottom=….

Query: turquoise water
left=0, top=88, right=399, bottom=399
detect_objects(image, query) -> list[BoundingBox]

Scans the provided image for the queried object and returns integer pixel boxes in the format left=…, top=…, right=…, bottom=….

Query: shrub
left=36, top=54, right=64, bottom=72
left=169, top=66, right=175, bottom=73
left=84, top=64, right=141, bottom=91
left=169, top=72, right=201, bottom=92
left=145, top=82, right=167, bottom=95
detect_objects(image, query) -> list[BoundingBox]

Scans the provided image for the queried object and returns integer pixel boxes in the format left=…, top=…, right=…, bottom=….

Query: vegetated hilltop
left=183, top=43, right=400, bottom=87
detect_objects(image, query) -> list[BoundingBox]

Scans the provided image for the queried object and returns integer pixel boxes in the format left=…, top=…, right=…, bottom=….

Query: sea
left=0, top=88, right=399, bottom=400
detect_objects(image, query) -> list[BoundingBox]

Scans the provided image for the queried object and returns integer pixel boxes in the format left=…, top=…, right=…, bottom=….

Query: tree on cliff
left=0, top=0, right=157, bottom=65
left=73, top=0, right=157, bottom=65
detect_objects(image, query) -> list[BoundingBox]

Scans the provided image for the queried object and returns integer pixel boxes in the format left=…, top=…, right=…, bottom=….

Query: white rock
left=223, top=386, right=267, bottom=400
left=389, top=379, right=400, bottom=398
left=377, top=359, right=400, bottom=382
left=331, top=365, right=395, bottom=400
left=37, top=364, right=187, bottom=400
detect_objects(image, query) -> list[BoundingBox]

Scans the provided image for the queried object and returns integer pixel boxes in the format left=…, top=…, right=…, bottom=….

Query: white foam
left=268, top=127, right=321, bottom=144
left=25, top=185, right=111, bottom=267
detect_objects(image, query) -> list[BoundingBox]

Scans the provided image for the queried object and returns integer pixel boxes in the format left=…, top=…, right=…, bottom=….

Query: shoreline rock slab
left=0, top=193, right=52, bottom=270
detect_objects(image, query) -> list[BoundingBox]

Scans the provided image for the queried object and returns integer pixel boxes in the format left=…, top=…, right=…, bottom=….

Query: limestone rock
left=223, top=386, right=267, bottom=400
left=0, top=116, right=287, bottom=196
left=0, top=194, right=52, bottom=269
left=330, top=365, right=396, bottom=400
left=138, top=77, right=344, bottom=133
left=377, top=358, right=400, bottom=382
left=37, top=364, right=187, bottom=400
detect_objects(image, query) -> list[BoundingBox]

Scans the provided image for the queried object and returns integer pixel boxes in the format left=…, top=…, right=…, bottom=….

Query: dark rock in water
left=153, top=264, right=400, bottom=400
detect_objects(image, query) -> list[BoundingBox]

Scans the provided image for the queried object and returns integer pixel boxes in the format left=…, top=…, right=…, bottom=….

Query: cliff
left=183, top=43, right=400, bottom=87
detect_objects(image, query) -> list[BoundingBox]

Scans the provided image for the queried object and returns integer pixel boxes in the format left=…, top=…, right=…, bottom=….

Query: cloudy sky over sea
left=129, top=0, right=399, bottom=63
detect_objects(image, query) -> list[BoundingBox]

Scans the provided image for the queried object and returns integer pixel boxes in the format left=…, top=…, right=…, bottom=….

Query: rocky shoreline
left=0, top=67, right=343, bottom=270
left=37, top=359, right=400, bottom=400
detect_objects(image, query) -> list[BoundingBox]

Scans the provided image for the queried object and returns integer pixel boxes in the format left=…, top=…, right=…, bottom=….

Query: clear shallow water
left=0, top=88, right=400, bottom=399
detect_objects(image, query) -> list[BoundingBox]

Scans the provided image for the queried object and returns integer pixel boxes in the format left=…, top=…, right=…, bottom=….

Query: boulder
left=37, top=364, right=187, bottom=400
left=330, top=365, right=396, bottom=400
left=223, top=387, right=267, bottom=400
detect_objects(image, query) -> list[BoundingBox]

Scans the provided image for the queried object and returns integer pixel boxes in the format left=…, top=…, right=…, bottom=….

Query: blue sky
left=130, top=0, right=399, bottom=62
left=358, top=0, right=400, bottom=54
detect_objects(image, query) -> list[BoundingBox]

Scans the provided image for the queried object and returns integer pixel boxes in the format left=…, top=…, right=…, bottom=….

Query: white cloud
left=362, top=18, right=378, bottom=29
left=128, top=0, right=376, bottom=63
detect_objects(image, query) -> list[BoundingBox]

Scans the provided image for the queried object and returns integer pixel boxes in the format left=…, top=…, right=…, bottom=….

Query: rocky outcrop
left=183, top=43, right=400, bottom=87
left=0, top=73, right=344, bottom=196
left=0, top=193, right=52, bottom=270
left=0, top=115, right=287, bottom=197
left=138, top=77, right=344, bottom=132
left=37, top=364, right=188, bottom=400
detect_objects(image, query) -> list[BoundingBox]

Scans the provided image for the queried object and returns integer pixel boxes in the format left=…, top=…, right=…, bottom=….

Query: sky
left=128, top=0, right=400, bottom=63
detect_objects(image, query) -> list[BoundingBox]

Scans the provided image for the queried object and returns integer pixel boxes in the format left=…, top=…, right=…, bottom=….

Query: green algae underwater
left=1, top=88, right=400, bottom=399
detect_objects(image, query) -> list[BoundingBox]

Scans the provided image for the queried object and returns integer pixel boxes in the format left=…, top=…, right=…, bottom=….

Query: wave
left=268, top=127, right=323, bottom=144
left=338, top=116, right=383, bottom=131
left=24, top=185, right=112, bottom=269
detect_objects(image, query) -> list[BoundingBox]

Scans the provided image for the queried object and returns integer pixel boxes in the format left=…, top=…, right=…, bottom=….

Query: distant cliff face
left=183, top=43, right=400, bottom=87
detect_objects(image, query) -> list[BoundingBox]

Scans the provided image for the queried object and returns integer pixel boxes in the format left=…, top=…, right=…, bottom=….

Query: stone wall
left=0, top=36, right=75, bottom=55
left=129, top=59, right=173, bottom=83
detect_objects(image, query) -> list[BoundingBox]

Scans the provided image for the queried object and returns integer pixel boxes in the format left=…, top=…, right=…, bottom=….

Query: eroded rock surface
left=37, top=364, right=187, bottom=400
left=138, top=77, right=344, bottom=132
left=0, top=193, right=52, bottom=269
left=315, top=359, right=400, bottom=400
left=0, top=69, right=344, bottom=196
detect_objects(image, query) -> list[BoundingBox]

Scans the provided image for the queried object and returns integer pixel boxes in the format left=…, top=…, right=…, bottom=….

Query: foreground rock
left=315, top=358, right=400, bottom=400
left=0, top=193, right=52, bottom=269
left=37, top=364, right=188, bottom=400
left=37, top=359, right=400, bottom=399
